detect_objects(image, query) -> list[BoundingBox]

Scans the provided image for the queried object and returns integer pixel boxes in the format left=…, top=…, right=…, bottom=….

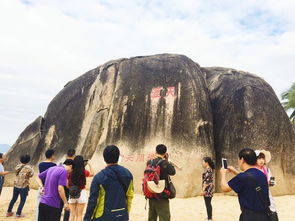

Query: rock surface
left=5, top=54, right=214, bottom=197
left=4, top=54, right=295, bottom=196
left=203, top=67, right=295, bottom=194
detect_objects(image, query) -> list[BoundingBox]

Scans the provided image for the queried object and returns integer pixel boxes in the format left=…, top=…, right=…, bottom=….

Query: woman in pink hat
left=255, top=150, right=279, bottom=220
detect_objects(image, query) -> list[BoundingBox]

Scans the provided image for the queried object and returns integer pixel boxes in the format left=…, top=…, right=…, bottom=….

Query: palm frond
left=290, top=110, right=295, bottom=121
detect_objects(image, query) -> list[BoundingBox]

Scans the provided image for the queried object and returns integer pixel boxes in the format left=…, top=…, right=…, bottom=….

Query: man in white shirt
left=0, top=153, right=10, bottom=196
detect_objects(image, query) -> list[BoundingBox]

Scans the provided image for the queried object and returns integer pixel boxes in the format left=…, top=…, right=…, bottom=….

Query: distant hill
left=0, top=144, right=11, bottom=153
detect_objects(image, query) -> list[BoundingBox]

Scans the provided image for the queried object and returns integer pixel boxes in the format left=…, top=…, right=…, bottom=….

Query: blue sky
left=0, top=0, right=295, bottom=145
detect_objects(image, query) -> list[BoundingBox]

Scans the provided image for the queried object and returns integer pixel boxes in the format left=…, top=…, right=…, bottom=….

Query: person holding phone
left=220, top=148, right=270, bottom=221
left=201, top=157, right=215, bottom=221
left=255, top=150, right=279, bottom=220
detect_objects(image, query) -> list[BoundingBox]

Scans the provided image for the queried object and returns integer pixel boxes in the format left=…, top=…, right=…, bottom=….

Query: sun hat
left=255, top=149, right=272, bottom=164
left=147, top=180, right=165, bottom=193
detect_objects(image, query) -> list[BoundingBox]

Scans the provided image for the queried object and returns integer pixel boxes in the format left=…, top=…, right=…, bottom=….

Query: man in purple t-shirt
left=36, top=159, right=74, bottom=221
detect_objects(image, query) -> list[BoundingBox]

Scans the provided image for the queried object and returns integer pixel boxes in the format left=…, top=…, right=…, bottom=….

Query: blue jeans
left=0, top=176, right=4, bottom=195
left=7, top=186, right=29, bottom=215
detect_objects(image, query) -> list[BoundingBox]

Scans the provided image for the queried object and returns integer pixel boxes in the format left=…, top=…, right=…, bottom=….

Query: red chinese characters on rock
left=150, top=87, right=177, bottom=99
left=120, top=153, right=155, bottom=163
left=135, top=154, right=145, bottom=162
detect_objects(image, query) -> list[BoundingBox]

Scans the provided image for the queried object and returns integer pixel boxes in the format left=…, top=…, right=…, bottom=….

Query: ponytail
left=203, top=157, right=215, bottom=169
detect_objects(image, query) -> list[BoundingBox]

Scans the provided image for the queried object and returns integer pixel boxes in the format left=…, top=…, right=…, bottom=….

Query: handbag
left=69, top=185, right=81, bottom=199
left=246, top=172, right=279, bottom=221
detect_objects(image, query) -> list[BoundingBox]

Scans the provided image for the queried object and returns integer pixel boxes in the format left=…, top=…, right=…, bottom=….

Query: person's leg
left=239, top=213, right=243, bottom=221
left=0, top=176, right=4, bottom=196
left=63, top=187, right=70, bottom=221
left=38, top=203, right=50, bottom=221
left=35, top=189, right=41, bottom=221
left=148, top=199, right=158, bottom=221
left=16, top=187, right=29, bottom=215
left=50, top=205, right=62, bottom=221
left=7, top=187, right=20, bottom=213
left=157, top=199, right=171, bottom=221
left=204, top=196, right=212, bottom=219
left=273, top=212, right=279, bottom=221
left=76, top=203, right=85, bottom=221
left=69, top=203, right=77, bottom=221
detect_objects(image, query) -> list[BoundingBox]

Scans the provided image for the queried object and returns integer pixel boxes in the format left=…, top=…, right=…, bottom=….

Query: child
left=6, top=154, right=34, bottom=218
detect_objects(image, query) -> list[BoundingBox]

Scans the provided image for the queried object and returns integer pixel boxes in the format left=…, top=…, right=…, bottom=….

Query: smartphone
left=222, top=158, right=228, bottom=169
left=269, top=177, right=276, bottom=186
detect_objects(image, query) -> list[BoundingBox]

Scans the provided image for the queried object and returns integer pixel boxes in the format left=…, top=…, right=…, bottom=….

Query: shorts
left=69, top=189, right=87, bottom=204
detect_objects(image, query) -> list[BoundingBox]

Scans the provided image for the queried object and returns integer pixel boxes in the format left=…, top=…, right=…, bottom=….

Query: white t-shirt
left=0, top=163, right=4, bottom=176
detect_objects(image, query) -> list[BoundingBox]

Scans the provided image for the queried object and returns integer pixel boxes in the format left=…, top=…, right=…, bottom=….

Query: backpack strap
left=107, top=167, right=128, bottom=194
left=156, top=159, right=164, bottom=166
left=149, top=158, right=163, bottom=167
left=246, top=172, right=272, bottom=215
left=16, top=164, right=26, bottom=176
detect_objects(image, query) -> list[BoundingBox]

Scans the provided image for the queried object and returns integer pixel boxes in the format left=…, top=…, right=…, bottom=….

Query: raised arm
left=227, top=166, right=240, bottom=176
left=220, top=168, right=232, bottom=192
left=87, top=162, right=94, bottom=177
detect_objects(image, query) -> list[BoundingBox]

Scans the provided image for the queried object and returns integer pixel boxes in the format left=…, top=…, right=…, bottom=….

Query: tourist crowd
left=0, top=145, right=278, bottom=221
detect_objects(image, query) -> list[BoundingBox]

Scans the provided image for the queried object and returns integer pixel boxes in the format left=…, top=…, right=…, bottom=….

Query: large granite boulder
left=5, top=54, right=214, bottom=197
left=203, top=67, right=295, bottom=195
left=5, top=55, right=295, bottom=196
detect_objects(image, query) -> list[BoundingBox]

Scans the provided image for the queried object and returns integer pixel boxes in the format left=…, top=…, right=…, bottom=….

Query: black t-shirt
left=38, top=162, right=56, bottom=173
left=228, top=168, right=270, bottom=211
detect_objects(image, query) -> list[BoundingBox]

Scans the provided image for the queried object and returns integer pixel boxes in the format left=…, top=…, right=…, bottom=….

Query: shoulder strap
left=108, top=167, right=128, bottom=194
left=246, top=172, right=271, bottom=214
left=148, top=158, right=164, bottom=167
left=16, top=164, right=26, bottom=176
left=156, top=159, right=164, bottom=167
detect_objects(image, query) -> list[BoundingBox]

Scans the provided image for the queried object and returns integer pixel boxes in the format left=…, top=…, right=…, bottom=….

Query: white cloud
left=0, top=0, right=295, bottom=145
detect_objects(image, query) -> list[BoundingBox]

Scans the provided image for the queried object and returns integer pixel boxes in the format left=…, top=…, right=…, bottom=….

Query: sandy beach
left=0, top=187, right=294, bottom=221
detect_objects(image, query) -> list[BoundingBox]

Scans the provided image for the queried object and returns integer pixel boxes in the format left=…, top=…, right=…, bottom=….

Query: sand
left=0, top=187, right=294, bottom=221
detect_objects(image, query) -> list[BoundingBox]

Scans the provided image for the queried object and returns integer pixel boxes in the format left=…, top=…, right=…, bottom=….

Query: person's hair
left=67, top=149, right=76, bottom=157
left=156, top=144, right=167, bottom=155
left=0, top=153, right=3, bottom=159
left=203, top=157, right=215, bottom=169
left=103, top=145, right=120, bottom=164
left=20, top=154, right=30, bottom=164
left=45, top=149, right=55, bottom=159
left=239, top=148, right=257, bottom=166
left=71, top=155, right=86, bottom=187
left=257, top=153, right=265, bottom=159
left=63, top=159, right=74, bottom=168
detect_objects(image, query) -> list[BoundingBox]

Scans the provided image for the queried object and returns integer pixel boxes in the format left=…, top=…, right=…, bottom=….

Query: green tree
left=281, top=83, right=295, bottom=124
